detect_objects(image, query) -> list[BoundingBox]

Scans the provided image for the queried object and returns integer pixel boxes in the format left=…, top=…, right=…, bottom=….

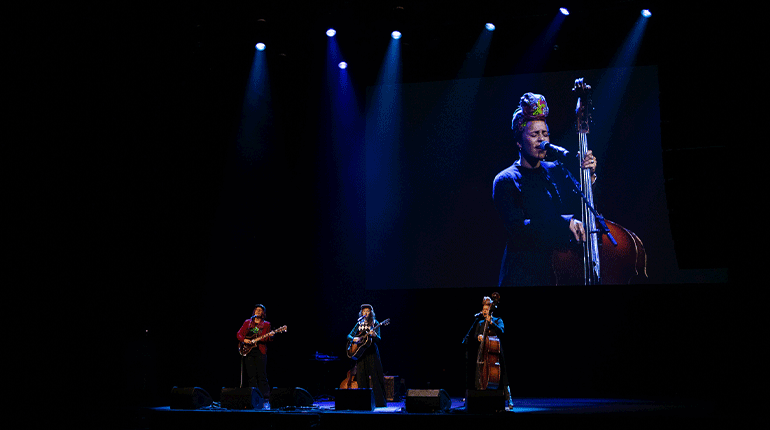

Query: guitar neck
left=253, top=328, right=279, bottom=342
left=252, top=333, right=270, bottom=342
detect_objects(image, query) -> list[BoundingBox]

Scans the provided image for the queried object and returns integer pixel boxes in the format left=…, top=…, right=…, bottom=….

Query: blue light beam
left=592, top=12, right=652, bottom=140
left=511, top=10, right=568, bottom=73
left=366, top=30, right=404, bottom=288
left=236, top=46, right=272, bottom=164
left=457, top=23, right=495, bottom=79
left=321, top=30, right=365, bottom=280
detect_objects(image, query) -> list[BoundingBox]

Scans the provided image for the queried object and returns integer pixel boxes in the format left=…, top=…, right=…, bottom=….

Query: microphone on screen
left=538, top=142, right=572, bottom=159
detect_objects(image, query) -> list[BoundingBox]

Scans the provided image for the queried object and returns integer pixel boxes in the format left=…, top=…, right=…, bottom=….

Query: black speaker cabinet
left=169, top=387, right=213, bottom=409
left=405, top=389, right=451, bottom=413
left=270, top=387, right=314, bottom=409
left=465, top=389, right=507, bottom=413
left=334, top=388, right=374, bottom=411
left=221, top=387, right=264, bottom=410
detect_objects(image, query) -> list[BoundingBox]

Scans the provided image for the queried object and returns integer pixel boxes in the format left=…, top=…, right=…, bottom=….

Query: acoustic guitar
left=346, top=319, right=389, bottom=360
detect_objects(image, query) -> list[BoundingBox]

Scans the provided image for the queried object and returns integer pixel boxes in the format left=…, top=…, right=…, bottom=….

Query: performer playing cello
left=493, top=92, right=597, bottom=286
left=463, top=294, right=513, bottom=409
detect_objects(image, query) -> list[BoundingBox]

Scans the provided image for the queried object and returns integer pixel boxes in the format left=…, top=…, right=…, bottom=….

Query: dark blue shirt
left=493, top=160, right=582, bottom=286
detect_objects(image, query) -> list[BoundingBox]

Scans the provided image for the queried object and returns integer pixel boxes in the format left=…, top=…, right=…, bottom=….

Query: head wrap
left=511, top=92, right=549, bottom=134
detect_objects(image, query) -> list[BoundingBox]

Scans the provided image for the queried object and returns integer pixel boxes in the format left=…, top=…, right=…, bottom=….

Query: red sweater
left=236, top=319, right=272, bottom=355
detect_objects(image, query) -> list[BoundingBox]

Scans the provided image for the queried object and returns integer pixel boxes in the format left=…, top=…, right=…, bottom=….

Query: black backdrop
left=28, top=2, right=730, bottom=412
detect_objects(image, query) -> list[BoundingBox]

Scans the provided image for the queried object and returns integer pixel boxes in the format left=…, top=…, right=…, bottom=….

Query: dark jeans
left=356, top=345, right=387, bottom=407
left=243, top=350, right=270, bottom=399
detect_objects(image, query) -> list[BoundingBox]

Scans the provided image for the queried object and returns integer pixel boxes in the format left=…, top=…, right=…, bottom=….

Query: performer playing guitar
left=236, top=304, right=285, bottom=400
left=346, top=318, right=389, bottom=359
left=239, top=325, right=287, bottom=356
left=346, top=304, right=388, bottom=407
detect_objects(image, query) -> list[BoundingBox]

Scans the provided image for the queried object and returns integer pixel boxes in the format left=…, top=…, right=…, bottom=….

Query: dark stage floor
left=119, top=397, right=719, bottom=429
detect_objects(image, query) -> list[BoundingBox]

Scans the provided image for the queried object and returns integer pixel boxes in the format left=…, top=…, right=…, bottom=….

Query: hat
left=511, top=92, right=549, bottom=133
left=360, top=304, right=374, bottom=311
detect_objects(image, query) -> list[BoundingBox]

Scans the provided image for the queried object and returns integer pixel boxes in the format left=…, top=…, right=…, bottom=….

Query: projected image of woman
left=493, top=93, right=597, bottom=286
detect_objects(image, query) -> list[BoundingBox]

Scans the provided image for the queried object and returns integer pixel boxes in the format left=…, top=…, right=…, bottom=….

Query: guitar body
left=239, top=339, right=262, bottom=356
left=346, top=337, right=373, bottom=360
left=346, top=319, right=390, bottom=360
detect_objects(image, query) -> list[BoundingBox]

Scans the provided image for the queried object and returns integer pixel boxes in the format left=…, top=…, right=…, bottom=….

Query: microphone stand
left=461, top=314, right=483, bottom=345
left=461, top=314, right=483, bottom=394
left=554, top=160, right=617, bottom=246
left=240, top=356, right=244, bottom=388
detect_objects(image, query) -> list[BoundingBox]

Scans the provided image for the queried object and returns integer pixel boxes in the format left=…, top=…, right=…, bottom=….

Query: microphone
left=538, top=142, right=572, bottom=159
left=474, top=312, right=483, bottom=318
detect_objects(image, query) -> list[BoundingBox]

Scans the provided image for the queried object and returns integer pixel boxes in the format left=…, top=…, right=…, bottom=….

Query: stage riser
left=140, top=409, right=694, bottom=430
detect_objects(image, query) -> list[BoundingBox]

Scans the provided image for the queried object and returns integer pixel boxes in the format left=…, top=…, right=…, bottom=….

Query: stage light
left=391, top=31, right=401, bottom=40
left=327, top=28, right=336, bottom=37
left=255, top=43, right=265, bottom=51
left=641, top=9, right=652, bottom=18
left=485, top=23, right=495, bottom=31
left=560, top=8, right=570, bottom=16
left=338, top=61, right=347, bottom=69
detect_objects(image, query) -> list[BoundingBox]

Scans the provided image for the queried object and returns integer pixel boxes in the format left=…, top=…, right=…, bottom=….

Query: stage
left=51, top=4, right=730, bottom=429
left=118, top=397, right=717, bottom=429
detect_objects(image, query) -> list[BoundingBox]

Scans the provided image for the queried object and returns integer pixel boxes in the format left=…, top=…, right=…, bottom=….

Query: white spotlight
left=641, top=9, right=652, bottom=18
left=326, top=28, right=336, bottom=37
left=391, top=31, right=402, bottom=40
left=560, top=8, right=570, bottom=15
left=338, top=61, right=348, bottom=69
left=485, top=23, right=496, bottom=31
left=255, top=43, right=266, bottom=51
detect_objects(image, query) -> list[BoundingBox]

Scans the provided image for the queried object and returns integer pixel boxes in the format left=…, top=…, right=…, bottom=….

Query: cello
left=475, top=293, right=502, bottom=390
left=551, top=78, right=648, bottom=285
left=340, top=366, right=358, bottom=389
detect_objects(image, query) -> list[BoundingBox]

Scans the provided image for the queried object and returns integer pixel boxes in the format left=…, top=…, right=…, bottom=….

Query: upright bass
left=475, top=293, right=502, bottom=390
left=552, top=78, right=647, bottom=285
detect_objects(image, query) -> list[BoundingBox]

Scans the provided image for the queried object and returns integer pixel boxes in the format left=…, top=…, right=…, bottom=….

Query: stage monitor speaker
left=465, top=389, right=507, bottom=413
left=220, top=387, right=264, bottom=410
left=169, top=386, right=213, bottom=409
left=334, top=388, right=374, bottom=411
left=270, top=387, right=314, bottom=409
left=405, top=389, right=451, bottom=413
